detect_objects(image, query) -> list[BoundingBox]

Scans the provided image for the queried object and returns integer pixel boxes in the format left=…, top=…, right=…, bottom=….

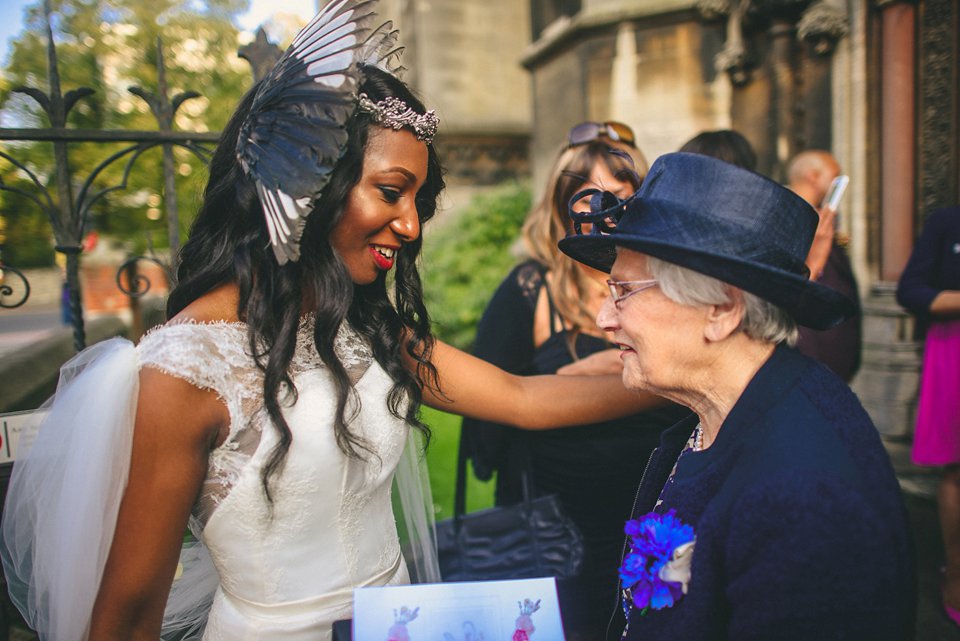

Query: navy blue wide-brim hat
left=558, top=152, right=857, bottom=330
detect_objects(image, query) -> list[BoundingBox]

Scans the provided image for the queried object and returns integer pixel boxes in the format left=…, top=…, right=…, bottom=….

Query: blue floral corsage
left=619, top=509, right=696, bottom=616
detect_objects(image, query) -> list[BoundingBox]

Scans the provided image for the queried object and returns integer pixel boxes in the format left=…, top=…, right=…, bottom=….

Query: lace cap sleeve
left=137, top=322, right=258, bottom=408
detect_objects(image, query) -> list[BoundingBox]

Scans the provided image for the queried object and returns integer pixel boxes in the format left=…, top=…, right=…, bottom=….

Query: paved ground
left=0, top=305, right=61, bottom=359
left=907, top=490, right=960, bottom=640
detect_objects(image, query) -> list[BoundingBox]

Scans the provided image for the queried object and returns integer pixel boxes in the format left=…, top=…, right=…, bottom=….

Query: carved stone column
left=852, top=0, right=919, bottom=434
left=878, top=0, right=916, bottom=281
left=703, top=0, right=849, bottom=177
left=851, top=0, right=924, bottom=489
left=797, top=0, right=848, bottom=152
left=768, top=17, right=798, bottom=177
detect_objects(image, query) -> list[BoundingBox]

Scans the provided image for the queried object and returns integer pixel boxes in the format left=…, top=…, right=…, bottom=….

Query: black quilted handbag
left=436, top=434, right=585, bottom=581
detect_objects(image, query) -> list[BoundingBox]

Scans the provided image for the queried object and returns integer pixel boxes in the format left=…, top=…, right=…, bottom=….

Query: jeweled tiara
left=357, top=93, right=439, bottom=144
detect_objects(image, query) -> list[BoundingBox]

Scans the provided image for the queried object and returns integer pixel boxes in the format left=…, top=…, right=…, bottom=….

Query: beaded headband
left=357, top=93, right=439, bottom=143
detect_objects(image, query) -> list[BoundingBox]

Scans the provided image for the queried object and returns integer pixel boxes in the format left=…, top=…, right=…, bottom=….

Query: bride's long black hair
left=167, top=66, right=443, bottom=501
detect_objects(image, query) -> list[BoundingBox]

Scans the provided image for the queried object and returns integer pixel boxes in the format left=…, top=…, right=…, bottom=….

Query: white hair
left=646, top=256, right=799, bottom=346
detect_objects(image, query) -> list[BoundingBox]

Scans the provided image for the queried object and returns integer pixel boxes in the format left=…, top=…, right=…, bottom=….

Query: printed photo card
left=352, top=576, right=564, bottom=641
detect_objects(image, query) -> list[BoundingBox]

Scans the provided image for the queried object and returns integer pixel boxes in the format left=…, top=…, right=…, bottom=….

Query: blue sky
left=0, top=0, right=33, bottom=65
left=0, top=0, right=317, bottom=66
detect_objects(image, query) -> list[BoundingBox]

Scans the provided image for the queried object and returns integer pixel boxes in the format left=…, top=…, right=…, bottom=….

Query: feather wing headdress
left=236, top=0, right=401, bottom=264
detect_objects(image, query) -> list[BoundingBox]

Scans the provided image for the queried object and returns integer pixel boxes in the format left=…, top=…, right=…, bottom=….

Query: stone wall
left=522, top=4, right=731, bottom=196
left=380, top=0, right=533, bottom=136
left=377, top=0, right=534, bottom=192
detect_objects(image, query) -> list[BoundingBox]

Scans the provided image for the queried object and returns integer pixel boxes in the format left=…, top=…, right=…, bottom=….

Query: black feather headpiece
left=236, top=0, right=403, bottom=264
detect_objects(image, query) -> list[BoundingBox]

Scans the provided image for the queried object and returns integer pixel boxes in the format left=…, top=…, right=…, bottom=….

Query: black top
left=461, top=261, right=689, bottom=635
left=796, top=241, right=862, bottom=382
left=896, top=206, right=960, bottom=319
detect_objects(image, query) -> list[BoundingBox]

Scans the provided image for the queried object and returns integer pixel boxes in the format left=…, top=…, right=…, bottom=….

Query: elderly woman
left=559, top=153, right=914, bottom=641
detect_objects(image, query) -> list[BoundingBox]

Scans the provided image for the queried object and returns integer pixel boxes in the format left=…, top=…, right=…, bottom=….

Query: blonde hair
left=522, top=140, right=648, bottom=347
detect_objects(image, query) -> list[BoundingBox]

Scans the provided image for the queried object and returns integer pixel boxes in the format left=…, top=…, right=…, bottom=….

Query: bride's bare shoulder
left=168, top=282, right=241, bottom=325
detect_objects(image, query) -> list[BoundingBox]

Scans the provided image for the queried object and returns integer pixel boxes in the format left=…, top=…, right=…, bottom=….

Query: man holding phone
left=787, top=150, right=862, bottom=382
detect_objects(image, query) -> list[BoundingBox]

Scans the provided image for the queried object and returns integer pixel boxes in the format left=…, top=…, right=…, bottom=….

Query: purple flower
left=620, top=510, right=695, bottom=612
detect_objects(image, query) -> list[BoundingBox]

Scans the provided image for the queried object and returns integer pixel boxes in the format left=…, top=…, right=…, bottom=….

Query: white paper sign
left=0, top=410, right=38, bottom=464
left=353, top=577, right=564, bottom=641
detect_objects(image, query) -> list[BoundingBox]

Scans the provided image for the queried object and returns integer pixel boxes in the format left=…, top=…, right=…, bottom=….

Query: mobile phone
left=821, top=174, right=850, bottom=211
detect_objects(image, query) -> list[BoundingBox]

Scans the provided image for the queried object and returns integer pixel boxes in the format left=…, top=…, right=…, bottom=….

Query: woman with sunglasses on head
left=462, top=123, right=689, bottom=641
left=0, top=7, right=661, bottom=641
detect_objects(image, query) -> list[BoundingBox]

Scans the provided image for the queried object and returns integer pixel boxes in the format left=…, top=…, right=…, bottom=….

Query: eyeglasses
left=607, top=279, right=658, bottom=306
left=568, top=121, right=636, bottom=148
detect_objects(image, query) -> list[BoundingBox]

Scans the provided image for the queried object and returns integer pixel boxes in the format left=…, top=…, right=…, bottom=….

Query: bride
left=0, top=2, right=660, bottom=640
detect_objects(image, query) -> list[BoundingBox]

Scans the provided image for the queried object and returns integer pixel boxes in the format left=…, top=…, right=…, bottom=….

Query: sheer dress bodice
left=137, top=319, right=410, bottom=640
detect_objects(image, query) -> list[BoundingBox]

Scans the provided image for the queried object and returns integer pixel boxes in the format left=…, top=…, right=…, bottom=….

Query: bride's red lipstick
left=370, top=245, right=396, bottom=270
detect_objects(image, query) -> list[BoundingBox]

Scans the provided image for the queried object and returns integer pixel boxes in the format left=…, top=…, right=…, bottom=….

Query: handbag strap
left=454, top=429, right=534, bottom=520
left=454, top=429, right=470, bottom=519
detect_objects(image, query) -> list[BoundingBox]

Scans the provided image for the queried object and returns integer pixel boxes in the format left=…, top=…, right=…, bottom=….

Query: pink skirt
left=911, top=318, right=960, bottom=466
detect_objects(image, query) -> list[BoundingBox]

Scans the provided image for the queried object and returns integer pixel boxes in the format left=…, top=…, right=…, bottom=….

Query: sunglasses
left=567, top=121, right=636, bottom=148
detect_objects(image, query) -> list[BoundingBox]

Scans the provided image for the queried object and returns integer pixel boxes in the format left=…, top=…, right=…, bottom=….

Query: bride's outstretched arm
left=408, top=337, right=665, bottom=429
left=88, top=368, right=224, bottom=641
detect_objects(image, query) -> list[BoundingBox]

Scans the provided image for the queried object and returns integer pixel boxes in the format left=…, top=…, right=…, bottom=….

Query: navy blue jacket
left=612, top=346, right=915, bottom=641
left=896, top=206, right=960, bottom=319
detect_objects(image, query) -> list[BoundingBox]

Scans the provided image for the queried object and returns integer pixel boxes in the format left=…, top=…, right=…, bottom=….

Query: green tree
left=0, top=0, right=254, bottom=266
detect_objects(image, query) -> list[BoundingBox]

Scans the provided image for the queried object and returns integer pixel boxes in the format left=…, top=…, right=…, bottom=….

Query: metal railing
left=0, top=0, right=280, bottom=351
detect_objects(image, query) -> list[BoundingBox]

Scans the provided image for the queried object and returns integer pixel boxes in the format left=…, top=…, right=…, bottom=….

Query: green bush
left=421, top=182, right=531, bottom=349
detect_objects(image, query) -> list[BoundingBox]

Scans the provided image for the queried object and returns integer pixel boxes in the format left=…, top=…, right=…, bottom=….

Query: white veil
left=393, top=427, right=441, bottom=584
left=0, top=336, right=440, bottom=641
left=0, top=338, right=218, bottom=641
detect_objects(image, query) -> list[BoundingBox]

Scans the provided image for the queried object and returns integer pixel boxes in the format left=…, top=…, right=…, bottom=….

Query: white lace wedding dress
left=1, top=318, right=437, bottom=641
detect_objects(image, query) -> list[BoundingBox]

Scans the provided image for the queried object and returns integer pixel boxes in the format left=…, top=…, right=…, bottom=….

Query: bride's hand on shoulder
left=556, top=348, right=623, bottom=376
